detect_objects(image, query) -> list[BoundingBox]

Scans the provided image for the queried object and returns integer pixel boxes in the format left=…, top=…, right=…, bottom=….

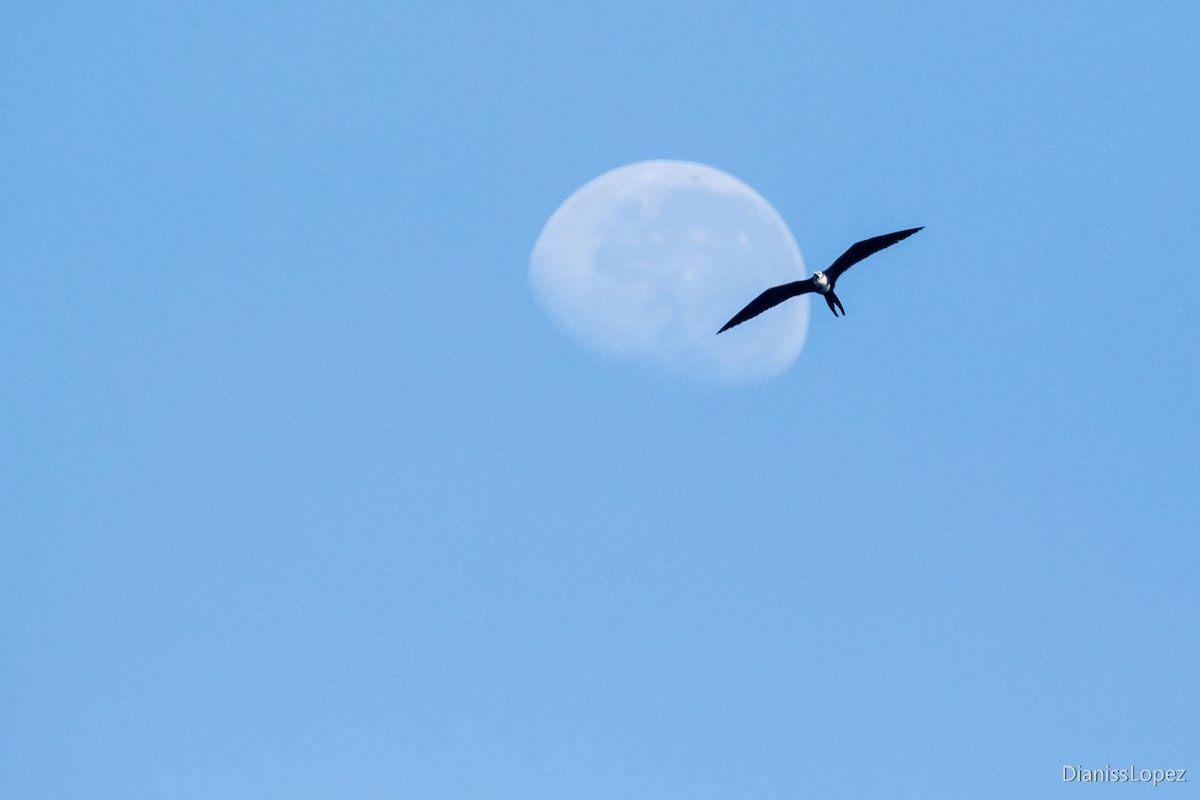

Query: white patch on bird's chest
left=813, top=271, right=831, bottom=293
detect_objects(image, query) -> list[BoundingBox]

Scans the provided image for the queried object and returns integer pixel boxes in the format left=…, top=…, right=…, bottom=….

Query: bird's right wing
left=717, top=279, right=815, bottom=333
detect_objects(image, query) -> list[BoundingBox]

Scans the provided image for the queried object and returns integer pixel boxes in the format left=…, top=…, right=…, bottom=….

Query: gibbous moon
left=530, top=160, right=808, bottom=384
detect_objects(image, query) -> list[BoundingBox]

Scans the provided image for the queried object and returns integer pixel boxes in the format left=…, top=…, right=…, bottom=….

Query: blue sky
left=2, top=2, right=1197, bottom=798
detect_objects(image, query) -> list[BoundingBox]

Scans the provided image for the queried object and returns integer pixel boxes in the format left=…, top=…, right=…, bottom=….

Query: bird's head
left=812, top=271, right=829, bottom=291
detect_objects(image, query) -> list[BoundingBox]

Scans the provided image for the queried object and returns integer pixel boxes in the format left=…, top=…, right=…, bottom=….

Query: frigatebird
left=717, top=227, right=923, bottom=333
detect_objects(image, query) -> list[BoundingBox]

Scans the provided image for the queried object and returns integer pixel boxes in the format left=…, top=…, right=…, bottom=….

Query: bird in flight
left=717, top=227, right=923, bottom=334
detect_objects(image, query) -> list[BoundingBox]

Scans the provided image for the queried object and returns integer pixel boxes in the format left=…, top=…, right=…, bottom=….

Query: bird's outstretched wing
left=825, top=227, right=923, bottom=284
left=717, top=279, right=815, bottom=334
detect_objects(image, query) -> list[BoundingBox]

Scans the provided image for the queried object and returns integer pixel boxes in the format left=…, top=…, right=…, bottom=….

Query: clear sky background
left=3, top=3, right=1197, bottom=798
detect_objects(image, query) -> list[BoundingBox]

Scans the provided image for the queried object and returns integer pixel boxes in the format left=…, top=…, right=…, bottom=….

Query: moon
left=530, top=160, right=808, bottom=385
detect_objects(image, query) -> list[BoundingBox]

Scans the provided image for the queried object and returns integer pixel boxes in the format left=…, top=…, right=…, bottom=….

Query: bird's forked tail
left=825, top=292, right=845, bottom=317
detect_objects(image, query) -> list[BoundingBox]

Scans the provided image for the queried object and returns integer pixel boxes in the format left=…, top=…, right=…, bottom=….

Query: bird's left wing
left=717, top=279, right=815, bottom=333
left=825, top=227, right=923, bottom=284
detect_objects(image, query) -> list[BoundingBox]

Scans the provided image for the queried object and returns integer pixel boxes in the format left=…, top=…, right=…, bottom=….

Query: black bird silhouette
left=717, top=227, right=923, bottom=333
